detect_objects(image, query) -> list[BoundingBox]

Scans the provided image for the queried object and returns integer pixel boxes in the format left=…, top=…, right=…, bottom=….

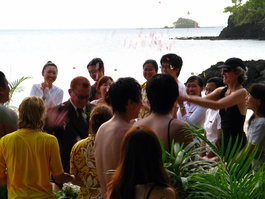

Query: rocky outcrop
left=198, top=60, right=265, bottom=89
left=219, top=16, right=265, bottom=40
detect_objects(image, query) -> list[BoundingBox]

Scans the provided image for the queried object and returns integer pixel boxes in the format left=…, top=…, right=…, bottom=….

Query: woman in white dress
left=30, top=61, right=63, bottom=108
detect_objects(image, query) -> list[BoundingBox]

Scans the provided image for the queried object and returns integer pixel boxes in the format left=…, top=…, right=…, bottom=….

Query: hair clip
left=79, top=83, right=89, bottom=88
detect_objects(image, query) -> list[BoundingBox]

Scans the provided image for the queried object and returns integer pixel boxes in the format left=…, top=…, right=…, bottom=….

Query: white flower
left=61, top=183, right=80, bottom=199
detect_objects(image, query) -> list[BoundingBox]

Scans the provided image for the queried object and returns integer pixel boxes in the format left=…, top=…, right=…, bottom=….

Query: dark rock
left=219, top=16, right=265, bottom=40
left=198, top=59, right=265, bottom=89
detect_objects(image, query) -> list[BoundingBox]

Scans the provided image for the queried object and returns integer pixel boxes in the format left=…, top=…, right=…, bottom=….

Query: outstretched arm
left=183, top=88, right=247, bottom=110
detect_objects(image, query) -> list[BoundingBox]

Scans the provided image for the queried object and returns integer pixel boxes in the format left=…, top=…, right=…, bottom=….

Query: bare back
left=95, top=115, right=132, bottom=198
left=134, top=114, right=193, bottom=151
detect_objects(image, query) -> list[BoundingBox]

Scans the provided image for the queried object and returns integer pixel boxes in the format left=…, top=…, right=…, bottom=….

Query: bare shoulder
left=151, top=187, right=176, bottom=199
left=236, top=87, right=248, bottom=95
left=133, top=117, right=147, bottom=126
left=170, top=119, right=193, bottom=145
left=163, top=187, right=176, bottom=199
left=171, top=119, right=190, bottom=131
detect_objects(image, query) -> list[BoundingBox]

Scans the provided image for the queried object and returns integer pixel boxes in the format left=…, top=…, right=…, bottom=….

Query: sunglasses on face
left=72, top=90, right=89, bottom=100
left=221, top=67, right=232, bottom=73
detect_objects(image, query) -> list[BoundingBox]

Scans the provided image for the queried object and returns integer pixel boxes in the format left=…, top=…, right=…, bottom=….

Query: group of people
left=0, top=53, right=265, bottom=199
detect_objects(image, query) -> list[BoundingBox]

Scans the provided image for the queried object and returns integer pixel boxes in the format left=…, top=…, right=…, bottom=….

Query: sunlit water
left=0, top=27, right=264, bottom=112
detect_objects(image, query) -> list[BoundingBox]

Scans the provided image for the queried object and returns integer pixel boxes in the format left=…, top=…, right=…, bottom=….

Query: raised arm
left=184, top=88, right=247, bottom=110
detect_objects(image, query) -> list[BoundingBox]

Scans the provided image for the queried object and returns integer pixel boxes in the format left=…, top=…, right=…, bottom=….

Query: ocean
left=1, top=27, right=265, bottom=108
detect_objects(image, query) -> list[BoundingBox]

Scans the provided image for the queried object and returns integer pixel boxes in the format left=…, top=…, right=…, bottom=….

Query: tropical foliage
left=4, top=76, right=31, bottom=110
left=224, top=0, right=265, bottom=25
left=161, top=126, right=265, bottom=198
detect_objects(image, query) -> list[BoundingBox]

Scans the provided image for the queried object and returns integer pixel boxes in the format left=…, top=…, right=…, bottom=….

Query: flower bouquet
left=54, top=183, right=80, bottom=199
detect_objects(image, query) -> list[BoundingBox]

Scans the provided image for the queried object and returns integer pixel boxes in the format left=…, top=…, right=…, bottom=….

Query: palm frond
left=5, top=76, right=31, bottom=107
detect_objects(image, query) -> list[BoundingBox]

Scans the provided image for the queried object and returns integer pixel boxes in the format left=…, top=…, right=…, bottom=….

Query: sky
left=0, top=0, right=235, bottom=29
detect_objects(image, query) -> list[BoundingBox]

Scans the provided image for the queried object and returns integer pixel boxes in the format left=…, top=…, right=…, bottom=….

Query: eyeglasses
left=72, top=90, right=89, bottom=100
left=221, top=68, right=232, bottom=73
left=159, top=64, right=174, bottom=70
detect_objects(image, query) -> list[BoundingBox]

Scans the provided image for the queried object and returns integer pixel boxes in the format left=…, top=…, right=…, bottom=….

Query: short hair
left=70, top=76, right=90, bottom=90
left=42, top=61, right=58, bottom=73
left=206, top=77, right=225, bottom=88
left=185, top=75, right=204, bottom=87
left=108, top=77, right=141, bottom=113
left=0, top=71, right=7, bottom=89
left=96, top=76, right=114, bottom=91
left=143, top=59, right=158, bottom=72
left=160, top=53, right=183, bottom=77
left=147, top=74, right=179, bottom=114
left=87, top=57, right=104, bottom=70
left=234, top=66, right=247, bottom=85
left=89, top=104, right=113, bottom=134
left=107, top=125, right=171, bottom=198
left=18, top=96, right=46, bottom=129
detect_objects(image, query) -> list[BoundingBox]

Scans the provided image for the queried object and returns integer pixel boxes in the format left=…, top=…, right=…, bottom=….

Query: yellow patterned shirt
left=70, top=134, right=101, bottom=199
left=138, top=82, right=151, bottom=120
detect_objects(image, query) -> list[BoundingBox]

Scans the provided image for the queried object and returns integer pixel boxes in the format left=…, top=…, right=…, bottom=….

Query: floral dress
left=70, top=134, right=101, bottom=199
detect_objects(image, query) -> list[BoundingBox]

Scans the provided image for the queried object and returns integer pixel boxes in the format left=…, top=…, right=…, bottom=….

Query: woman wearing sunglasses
left=181, top=57, right=248, bottom=157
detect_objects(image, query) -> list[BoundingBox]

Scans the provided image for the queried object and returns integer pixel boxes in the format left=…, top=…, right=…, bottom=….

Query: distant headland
left=166, top=0, right=265, bottom=40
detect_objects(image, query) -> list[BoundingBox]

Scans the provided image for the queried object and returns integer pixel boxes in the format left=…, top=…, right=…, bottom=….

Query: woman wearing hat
left=181, top=57, right=248, bottom=157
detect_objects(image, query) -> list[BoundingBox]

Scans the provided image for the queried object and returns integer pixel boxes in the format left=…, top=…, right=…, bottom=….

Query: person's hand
left=41, top=82, right=49, bottom=91
left=46, top=108, right=68, bottom=127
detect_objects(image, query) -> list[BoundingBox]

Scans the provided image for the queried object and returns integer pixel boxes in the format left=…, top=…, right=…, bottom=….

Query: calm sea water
left=1, top=27, right=265, bottom=107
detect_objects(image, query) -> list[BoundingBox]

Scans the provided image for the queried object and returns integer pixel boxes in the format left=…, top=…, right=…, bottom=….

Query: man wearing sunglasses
left=45, top=76, right=94, bottom=189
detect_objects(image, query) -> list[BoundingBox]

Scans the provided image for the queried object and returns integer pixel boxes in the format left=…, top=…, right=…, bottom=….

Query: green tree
left=224, top=0, right=265, bottom=25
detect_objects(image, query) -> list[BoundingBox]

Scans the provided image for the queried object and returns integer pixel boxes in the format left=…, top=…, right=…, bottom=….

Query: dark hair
left=42, top=61, right=57, bottom=73
left=248, top=83, right=265, bottom=124
left=107, top=125, right=172, bottom=199
left=89, top=105, right=113, bottom=134
left=87, top=57, right=104, bottom=70
left=108, top=77, right=141, bottom=113
left=185, top=75, right=204, bottom=87
left=0, top=71, right=7, bottom=89
left=206, top=77, right=225, bottom=88
left=96, top=76, right=113, bottom=91
left=146, top=74, right=179, bottom=114
left=160, top=53, right=183, bottom=77
left=143, top=59, right=158, bottom=72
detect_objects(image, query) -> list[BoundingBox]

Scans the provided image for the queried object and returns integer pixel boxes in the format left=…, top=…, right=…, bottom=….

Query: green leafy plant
left=161, top=126, right=265, bottom=198
left=4, top=76, right=31, bottom=110
left=0, top=185, right=7, bottom=199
